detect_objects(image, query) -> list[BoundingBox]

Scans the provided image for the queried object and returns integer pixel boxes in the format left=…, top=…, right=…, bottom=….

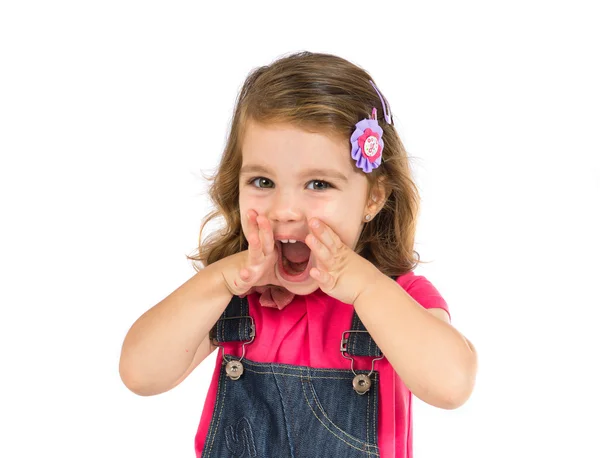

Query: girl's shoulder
left=395, top=270, right=433, bottom=289
left=395, top=271, right=450, bottom=315
left=395, top=270, right=419, bottom=287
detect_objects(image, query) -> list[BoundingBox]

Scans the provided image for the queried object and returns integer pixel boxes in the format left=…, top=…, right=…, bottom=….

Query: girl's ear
left=364, top=176, right=388, bottom=217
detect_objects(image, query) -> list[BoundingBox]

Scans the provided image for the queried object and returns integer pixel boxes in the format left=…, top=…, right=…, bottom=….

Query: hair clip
left=350, top=107, right=384, bottom=173
left=369, top=80, right=393, bottom=125
left=350, top=80, right=393, bottom=173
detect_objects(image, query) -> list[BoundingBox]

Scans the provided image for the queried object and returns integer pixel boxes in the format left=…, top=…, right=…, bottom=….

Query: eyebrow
left=240, top=164, right=348, bottom=182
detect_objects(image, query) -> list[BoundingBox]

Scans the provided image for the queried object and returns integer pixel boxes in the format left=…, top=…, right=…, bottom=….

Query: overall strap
left=343, top=310, right=382, bottom=357
left=209, top=296, right=254, bottom=343
left=343, top=274, right=397, bottom=357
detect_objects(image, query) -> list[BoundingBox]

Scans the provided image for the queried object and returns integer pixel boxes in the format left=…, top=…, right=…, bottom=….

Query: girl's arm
left=354, top=272, right=477, bottom=410
left=119, top=252, right=244, bottom=396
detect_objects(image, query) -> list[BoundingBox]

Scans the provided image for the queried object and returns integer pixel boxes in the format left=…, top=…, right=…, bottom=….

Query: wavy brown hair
left=186, top=51, right=425, bottom=277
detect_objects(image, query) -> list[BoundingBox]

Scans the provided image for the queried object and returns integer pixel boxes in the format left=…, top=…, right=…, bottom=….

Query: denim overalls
left=200, top=294, right=384, bottom=457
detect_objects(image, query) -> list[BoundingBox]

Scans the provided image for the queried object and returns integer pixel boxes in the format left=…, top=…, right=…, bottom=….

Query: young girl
left=119, top=51, right=477, bottom=457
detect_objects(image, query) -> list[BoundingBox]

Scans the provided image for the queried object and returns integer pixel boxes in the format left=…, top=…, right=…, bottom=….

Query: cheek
left=240, top=190, right=270, bottom=214
left=320, top=198, right=362, bottom=221
left=239, top=188, right=254, bottom=213
left=239, top=212, right=248, bottom=235
left=321, top=200, right=338, bottom=219
left=317, top=199, right=365, bottom=248
left=238, top=192, right=250, bottom=236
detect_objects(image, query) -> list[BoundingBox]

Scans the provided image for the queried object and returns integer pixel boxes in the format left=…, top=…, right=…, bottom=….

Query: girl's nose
left=268, top=190, right=303, bottom=223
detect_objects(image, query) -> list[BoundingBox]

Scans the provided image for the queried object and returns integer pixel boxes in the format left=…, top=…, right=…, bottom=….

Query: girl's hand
left=222, top=210, right=280, bottom=296
left=305, top=218, right=380, bottom=305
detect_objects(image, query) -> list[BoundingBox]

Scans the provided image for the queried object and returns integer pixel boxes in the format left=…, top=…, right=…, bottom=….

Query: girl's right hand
left=222, top=210, right=280, bottom=296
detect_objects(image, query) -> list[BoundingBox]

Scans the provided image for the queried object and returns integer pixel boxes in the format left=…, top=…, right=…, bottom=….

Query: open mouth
left=282, top=252, right=309, bottom=274
left=276, top=240, right=312, bottom=280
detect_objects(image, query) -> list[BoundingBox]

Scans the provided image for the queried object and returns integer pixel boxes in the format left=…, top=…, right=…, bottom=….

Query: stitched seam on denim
left=301, top=376, right=372, bottom=453
left=243, top=418, right=258, bottom=457
left=225, top=354, right=378, bottom=380
left=228, top=355, right=354, bottom=377
left=306, top=374, right=379, bottom=450
left=366, top=384, right=370, bottom=456
left=224, top=422, right=234, bottom=454
left=217, top=311, right=222, bottom=341
left=238, top=297, right=242, bottom=341
left=374, top=376, right=380, bottom=453
left=224, top=418, right=257, bottom=457
left=241, top=297, right=246, bottom=340
left=204, top=356, right=224, bottom=453
left=206, top=365, right=228, bottom=457
left=300, top=375, right=380, bottom=456
left=351, top=312, right=359, bottom=355
left=243, top=367, right=363, bottom=380
left=246, top=363, right=352, bottom=373
left=244, top=418, right=258, bottom=457
left=272, top=364, right=294, bottom=458
left=225, top=356, right=379, bottom=375
left=293, top=370, right=309, bottom=454
left=207, top=373, right=228, bottom=455
left=371, top=374, right=379, bottom=451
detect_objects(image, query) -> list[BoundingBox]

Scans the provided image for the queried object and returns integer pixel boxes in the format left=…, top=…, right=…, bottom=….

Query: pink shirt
left=195, top=272, right=449, bottom=457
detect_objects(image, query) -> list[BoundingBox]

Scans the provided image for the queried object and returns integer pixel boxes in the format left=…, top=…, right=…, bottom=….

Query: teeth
left=280, top=239, right=297, bottom=243
left=281, top=239, right=288, bottom=243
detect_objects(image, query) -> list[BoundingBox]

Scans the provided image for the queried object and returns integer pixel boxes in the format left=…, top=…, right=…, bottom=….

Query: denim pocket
left=299, top=370, right=380, bottom=456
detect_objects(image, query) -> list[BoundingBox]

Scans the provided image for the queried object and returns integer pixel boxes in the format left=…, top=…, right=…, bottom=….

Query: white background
left=1, top=1, right=599, bottom=457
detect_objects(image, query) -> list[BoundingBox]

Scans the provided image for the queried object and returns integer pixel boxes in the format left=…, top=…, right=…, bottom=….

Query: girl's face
left=239, top=120, right=375, bottom=296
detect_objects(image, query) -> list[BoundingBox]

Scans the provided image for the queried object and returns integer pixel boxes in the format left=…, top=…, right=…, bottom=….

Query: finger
left=309, top=266, right=334, bottom=290
left=230, top=266, right=251, bottom=292
left=256, top=215, right=275, bottom=256
left=239, top=268, right=251, bottom=283
left=305, top=233, right=334, bottom=270
left=234, top=266, right=256, bottom=293
left=309, top=218, right=339, bottom=251
left=246, top=210, right=263, bottom=265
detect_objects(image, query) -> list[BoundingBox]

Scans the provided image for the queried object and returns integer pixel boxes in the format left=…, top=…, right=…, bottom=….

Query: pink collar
left=240, top=285, right=295, bottom=310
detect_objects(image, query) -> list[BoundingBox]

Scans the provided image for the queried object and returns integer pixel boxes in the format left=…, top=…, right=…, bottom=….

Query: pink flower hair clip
left=350, top=80, right=394, bottom=173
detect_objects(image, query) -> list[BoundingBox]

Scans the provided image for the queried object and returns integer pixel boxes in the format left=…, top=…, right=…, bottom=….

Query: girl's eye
left=307, top=180, right=332, bottom=191
left=248, top=177, right=333, bottom=191
left=250, top=177, right=274, bottom=188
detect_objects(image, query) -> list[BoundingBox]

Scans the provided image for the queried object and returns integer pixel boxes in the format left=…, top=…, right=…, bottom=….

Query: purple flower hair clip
left=350, top=107, right=384, bottom=173
left=350, top=80, right=393, bottom=173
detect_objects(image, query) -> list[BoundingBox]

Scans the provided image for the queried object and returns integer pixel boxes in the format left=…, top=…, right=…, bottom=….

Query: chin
left=275, top=267, right=320, bottom=295
left=282, top=281, right=320, bottom=296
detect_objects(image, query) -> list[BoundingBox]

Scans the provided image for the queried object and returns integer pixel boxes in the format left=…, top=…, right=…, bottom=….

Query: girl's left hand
left=304, top=218, right=380, bottom=305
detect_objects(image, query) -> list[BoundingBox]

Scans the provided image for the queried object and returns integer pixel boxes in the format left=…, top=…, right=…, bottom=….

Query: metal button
left=225, top=360, right=244, bottom=380
left=352, top=374, right=371, bottom=395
